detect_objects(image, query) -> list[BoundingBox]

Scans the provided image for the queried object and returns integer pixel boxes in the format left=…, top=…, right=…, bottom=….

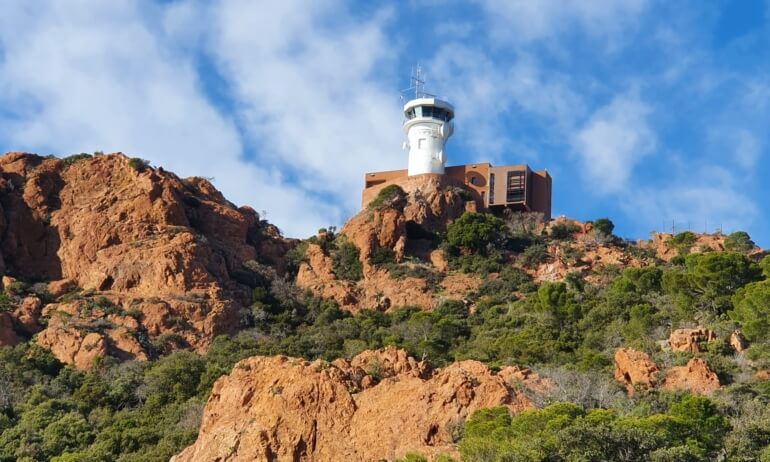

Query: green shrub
left=724, top=231, right=755, bottom=253
left=668, top=231, right=697, bottom=255
left=445, top=212, right=508, bottom=254
left=520, top=241, right=548, bottom=268
left=127, top=157, right=150, bottom=172
left=550, top=221, right=581, bottom=240
left=368, top=185, right=408, bottom=212
left=62, top=153, right=92, bottom=167
left=592, top=217, right=615, bottom=236
left=332, top=241, right=363, bottom=281
left=369, top=247, right=396, bottom=266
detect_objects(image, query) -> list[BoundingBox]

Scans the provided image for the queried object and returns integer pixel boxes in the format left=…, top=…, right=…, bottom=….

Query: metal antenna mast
left=400, top=64, right=435, bottom=100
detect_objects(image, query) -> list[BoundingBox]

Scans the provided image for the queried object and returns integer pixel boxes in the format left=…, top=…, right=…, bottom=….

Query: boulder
left=0, top=312, right=18, bottom=346
left=667, top=327, right=717, bottom=353
left=12, top=296, right=43, bottom=335
left=613, top=348, right=659, bottom=394
left=662, top=358, right=721, bottom=395
left=172, top=349, right=537, bottom=462
left=729, top=330, right=748, bottom=353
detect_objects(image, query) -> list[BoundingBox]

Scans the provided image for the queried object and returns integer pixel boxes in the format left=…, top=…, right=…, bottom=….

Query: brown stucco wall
left=361, top=162, right=552, bottom=220
left=530, top=170, right=552, bottom=220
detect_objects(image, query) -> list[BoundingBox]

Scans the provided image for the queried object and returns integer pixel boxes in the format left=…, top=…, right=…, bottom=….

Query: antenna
left=400, top=64, right=435, bottom=100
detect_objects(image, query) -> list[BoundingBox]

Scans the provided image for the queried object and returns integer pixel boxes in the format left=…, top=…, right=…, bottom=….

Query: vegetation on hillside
left=1, top=210, right=769, bottom=460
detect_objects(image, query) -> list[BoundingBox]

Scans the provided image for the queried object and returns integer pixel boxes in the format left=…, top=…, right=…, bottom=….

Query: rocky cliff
left=172, top=347, right=543, bottom=462
left=0, top=152, right=289, bottom=368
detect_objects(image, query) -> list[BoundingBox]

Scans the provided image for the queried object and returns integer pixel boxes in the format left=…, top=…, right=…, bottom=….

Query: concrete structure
left=362, top=80, right=552, bottom=220
left=362, top=163, right=552, bottom=220
left=403, top=97, right=454, bottom=175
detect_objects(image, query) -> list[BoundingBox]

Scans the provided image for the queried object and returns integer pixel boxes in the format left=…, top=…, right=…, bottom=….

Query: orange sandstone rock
left=613, top=348, right=659, bottom=394
left=172, top=349, right=537, bottom=462
left=662, top=358, right=721, bottom=395
left=668, top=327, right=717, bottom=353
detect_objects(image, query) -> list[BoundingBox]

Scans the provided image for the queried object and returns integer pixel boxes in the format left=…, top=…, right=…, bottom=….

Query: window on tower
left=506, top=171, right=526, bottom=203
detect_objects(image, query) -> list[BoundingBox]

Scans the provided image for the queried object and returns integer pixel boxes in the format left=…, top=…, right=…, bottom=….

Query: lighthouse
left=402, top=68, right=454, bottom=176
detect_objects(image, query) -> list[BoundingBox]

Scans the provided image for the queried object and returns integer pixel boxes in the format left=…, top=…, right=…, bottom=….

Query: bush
left=592, top=217, right=615, bottom=236
left=725, top=231, right=755, bottom=253
left=368, top=185, right=407, bottom=212
left=369, top=247, right=396, bottom=266
left=521, top=242, right=548, bottom=268
left=127, top=157, right=150, bottom=172
left=332, top=241, right=363, bottom=281
left=445, top=212, right=508, bottom=254
left=730, top=280, right=770, bottom=342
left=667, top=231, right=697, bottom=255
left=550, top=221, right=581, bottom=240
left=62, top=153, right=92, bottom=167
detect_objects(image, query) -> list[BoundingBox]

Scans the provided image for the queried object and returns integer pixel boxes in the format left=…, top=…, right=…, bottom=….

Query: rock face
left=173, top=348, right=539, bottom=462
left=0, top=152, right=289, bottom=367
left=613, top=348, right=659, bottom=394
left=662, top=358, right=721, bottom=395
left=668, top=327, right=717, bottom=353
left=729, top=330, right=748, bottom=353
left=297, top=175, right=473, bottom=312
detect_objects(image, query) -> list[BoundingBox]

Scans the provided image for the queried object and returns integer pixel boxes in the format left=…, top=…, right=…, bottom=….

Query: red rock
left=47, top=279, right=76, bottom=298
left=729, top=330, right=748, bottom=353
left=172, top=349, right=536, bottom=462
left=13, top=296, right=42, bottom=335
left=613, top=348, right=659, bottom=394
left=0, top=152, right=289, bottom=361
left=0, top=312, right=19, bottom=346
left=662, top=358, right=721, bottom=395
left=668, top=327, right=717, bottom=353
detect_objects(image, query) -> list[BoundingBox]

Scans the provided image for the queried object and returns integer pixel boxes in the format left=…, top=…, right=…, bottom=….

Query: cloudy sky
left=1, top=1, right=768, bottom=245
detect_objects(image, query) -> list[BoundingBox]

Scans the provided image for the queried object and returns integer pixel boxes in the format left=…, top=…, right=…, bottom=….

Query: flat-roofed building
left=362, top=163, right=552, bottom=220
left=362, top=71, right=552, bottom=220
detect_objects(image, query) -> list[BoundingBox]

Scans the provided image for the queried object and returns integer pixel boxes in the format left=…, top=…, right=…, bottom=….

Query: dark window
left=489, top=173, right=495, bottom=204
left=469, top=176, right=477, bottom=185
left=506, top=171, right=525, bottom=203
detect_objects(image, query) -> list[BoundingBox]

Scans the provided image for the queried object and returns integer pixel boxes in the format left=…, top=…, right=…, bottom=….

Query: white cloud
left=204, top=0, right=403, bottom=212
left=621, top=166, right=759, bottom=235
left=428, top=48, right=584, bottom=163
left=709, top=127, right=761, bottom=170
left=474, top=0, right=650, bottom=44
left=571, top=96, right=655, bottom=193
left=0, top=0, right=400, bottom=237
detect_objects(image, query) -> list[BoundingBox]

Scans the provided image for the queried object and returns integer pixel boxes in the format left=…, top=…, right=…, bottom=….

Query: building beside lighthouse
left=361, top=71, right=552, bottom=220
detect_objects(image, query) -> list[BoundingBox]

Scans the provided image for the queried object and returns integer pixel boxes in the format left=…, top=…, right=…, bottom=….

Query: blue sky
left=1, top=1, right=768, bottom=246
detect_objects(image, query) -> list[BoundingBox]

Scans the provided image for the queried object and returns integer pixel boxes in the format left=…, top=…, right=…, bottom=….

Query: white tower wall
left=402, top=98, right=454, bottom=176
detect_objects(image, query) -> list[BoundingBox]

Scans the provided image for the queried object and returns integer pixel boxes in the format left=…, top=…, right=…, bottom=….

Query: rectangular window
left=489, top=173, right=495, bottom=205
left=506, top=171, right=525, bottom=203
left=418, top=138, right=426, bottom=149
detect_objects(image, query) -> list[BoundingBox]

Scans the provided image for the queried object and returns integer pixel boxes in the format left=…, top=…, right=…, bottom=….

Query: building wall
left=530, top=170, right=552, bottom=220
left=362, top=162, right=552, bottom=220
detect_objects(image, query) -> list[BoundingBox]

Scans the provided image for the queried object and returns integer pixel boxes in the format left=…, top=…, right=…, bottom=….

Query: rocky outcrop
left=729, top=330, right=748, bottom=353
left=35, top=300, right=149, bottom=369
left=173, top=348, right=540, bottom=462
left=297, top=176, right=473, bottom=312
left=0, top=152, right=289, bottom=367
left=662, top=358, right=721, bottom=395
left=0, top=312, right=18, bottom=346
left=340, top=175, right=466, bottom=275
left=668, top=327, right=717, bottom=353
left=613, top=348, right=659, bottom=394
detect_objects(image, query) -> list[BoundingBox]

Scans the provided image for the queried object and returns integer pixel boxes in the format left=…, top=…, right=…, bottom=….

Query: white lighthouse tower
left=402, top=67, right=454, bottom=176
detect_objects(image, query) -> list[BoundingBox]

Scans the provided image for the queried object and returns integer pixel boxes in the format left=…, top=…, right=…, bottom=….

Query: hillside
left=1, top=152, right=770, bottom=461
